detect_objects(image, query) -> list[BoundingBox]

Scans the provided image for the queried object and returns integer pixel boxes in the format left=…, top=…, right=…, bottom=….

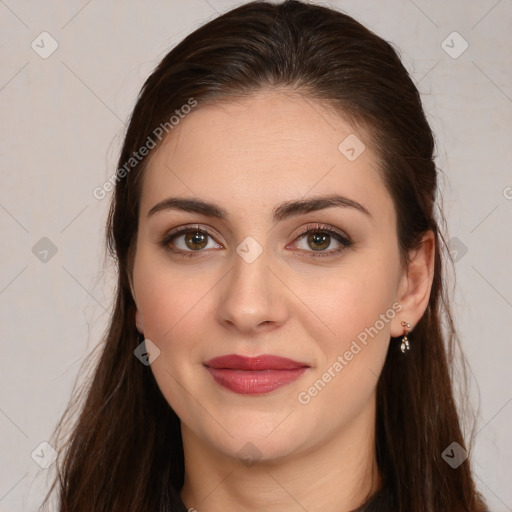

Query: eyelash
left=158, top=223, right=353, bottom=259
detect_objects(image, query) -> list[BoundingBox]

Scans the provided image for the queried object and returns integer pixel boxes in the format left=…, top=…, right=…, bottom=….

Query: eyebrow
left=147, top=193, right=371, bottom=222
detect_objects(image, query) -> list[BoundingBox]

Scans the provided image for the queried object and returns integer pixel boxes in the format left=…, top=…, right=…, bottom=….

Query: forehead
left=140, top=90, right=393, bottom=224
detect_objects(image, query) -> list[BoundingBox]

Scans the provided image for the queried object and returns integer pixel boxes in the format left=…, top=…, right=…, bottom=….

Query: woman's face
left=132, top=90, right=408, bottom=462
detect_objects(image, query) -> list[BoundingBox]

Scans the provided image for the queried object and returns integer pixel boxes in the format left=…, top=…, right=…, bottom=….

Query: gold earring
left=400, top=321, right=411, bottom=354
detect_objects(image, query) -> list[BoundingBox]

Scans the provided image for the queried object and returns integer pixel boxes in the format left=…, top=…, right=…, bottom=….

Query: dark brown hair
left=42, top=1, right=487, bottom=510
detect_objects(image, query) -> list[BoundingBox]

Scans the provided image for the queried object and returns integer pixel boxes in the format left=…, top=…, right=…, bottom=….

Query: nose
left=215, top=248, right=289, bottom=335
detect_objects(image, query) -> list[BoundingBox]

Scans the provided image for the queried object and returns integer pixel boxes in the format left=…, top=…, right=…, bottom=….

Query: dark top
left=175, top=485, right=394, bottom=511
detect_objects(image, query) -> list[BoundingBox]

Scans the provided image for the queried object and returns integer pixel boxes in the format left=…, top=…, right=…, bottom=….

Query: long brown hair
left=41, top=1, right=487, bottom=510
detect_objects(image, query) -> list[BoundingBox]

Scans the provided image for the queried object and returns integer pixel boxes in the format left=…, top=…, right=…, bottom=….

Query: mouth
left=203, top=354, right=310, bottom=395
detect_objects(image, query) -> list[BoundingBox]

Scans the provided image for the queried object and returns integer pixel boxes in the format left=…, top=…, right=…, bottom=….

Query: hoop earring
left=400, top=321, right=411, bottom=354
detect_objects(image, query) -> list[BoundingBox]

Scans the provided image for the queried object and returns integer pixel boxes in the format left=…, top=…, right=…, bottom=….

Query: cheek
left=294, top=265, right=398, bottom=420
left=136, top=287, right=211, bottom=368
left=299, top=256, right=399, bottom=349
left=133, top=245, right=212, bottom=340
left=133, top=257, right=212, bottom=414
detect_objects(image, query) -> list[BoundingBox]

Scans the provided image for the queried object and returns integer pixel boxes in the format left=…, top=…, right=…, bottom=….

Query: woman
left=42, top=1, right=488, bottom=511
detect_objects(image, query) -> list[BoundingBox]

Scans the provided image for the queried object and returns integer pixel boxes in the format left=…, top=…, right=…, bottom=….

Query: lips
left=203, top=354, right=309, bottom=394
left=204, top=354, right=309, bottom=371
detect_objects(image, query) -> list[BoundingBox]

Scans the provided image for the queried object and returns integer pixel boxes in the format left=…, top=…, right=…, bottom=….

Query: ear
left=128, top=272, right=145, bottom=334
left=391, top=230, right=435, bottom=337
left=135, top=309, right=144, bottom=334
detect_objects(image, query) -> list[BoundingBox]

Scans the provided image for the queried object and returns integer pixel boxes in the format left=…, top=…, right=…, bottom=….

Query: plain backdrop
left=1, top=1, right=511, bottom=510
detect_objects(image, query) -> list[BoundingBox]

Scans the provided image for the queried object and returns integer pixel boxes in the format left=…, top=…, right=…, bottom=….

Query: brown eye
left=307, top=232, right=331, bottom=251
left=292, top=224, right=353, bottom=258
left=184, top=231, right=208, bottom=250
left=160, top=226, right=222, bottom=255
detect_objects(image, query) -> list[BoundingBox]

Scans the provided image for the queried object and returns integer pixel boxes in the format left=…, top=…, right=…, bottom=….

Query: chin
left=203, top=421, right=311, bottom=466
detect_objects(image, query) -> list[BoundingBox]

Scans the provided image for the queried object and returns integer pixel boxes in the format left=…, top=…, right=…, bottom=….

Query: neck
left=179, top=394, right=381, bottom=512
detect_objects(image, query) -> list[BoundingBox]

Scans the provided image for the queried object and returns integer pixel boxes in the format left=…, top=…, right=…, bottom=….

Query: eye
left=159, top=223, right=353, bottom=259
left=290, top=223, right=353, bottom=257
left=159, top=225, right=222, bottom=256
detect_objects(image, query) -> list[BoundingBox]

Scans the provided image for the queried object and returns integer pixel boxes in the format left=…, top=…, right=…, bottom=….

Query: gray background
left=1, top=0, right=511, bottom=510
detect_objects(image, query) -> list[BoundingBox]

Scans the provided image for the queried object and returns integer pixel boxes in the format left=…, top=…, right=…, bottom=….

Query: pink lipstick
left=204, top=354, right=309, bottom=394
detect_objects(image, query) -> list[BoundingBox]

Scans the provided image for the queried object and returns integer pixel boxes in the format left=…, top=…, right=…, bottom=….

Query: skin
left=131, top=90, right=435, bottom=512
